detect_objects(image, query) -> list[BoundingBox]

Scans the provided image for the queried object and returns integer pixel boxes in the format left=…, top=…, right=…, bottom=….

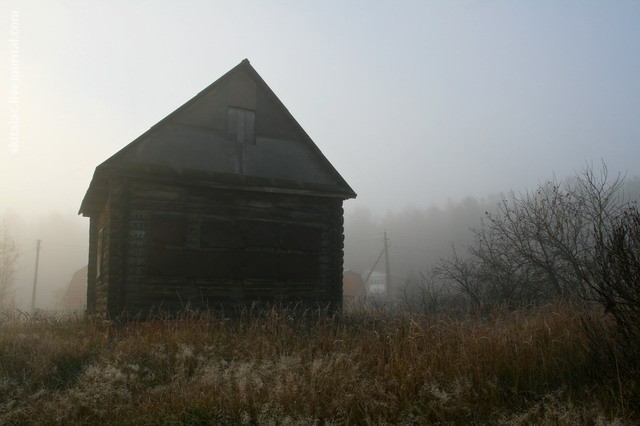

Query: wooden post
left=384, top=231, right=392, bottom=294
left=31, top=239, right=41, bottom=312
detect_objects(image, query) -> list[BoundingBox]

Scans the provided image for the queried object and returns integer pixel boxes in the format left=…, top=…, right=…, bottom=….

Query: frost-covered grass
left=0, top=303, right=635, bottom=424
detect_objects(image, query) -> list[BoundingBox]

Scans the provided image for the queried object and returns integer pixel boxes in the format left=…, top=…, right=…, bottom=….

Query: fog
left=2, top=2, right=640, bottom=309
left=1, top=211, right=86, bottom=310
left=345, top=176, right=640, bottom=288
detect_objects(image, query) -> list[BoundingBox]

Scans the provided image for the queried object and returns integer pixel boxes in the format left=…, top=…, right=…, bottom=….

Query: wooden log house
left=79, top=59, right=356, bottom=317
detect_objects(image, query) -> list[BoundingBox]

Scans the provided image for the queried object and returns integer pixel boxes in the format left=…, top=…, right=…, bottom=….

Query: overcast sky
left=2, top=1, right=640, bottom=217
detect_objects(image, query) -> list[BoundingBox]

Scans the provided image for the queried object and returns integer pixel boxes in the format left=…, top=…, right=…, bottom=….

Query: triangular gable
left=80, top=59, right=355, bottom=215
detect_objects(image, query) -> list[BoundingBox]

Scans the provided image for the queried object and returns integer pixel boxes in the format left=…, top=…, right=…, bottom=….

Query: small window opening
left=228, top=107, right=255, bottom=144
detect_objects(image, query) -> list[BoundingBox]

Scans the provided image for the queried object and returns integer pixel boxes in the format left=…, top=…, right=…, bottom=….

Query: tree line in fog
left=344, top=166, right=640, bottom=298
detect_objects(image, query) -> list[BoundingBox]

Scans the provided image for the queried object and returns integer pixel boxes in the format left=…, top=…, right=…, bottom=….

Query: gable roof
left=79, top=59, right=356, bottom=215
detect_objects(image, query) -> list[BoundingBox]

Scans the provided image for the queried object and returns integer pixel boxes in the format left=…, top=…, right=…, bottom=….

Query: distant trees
left=343, top=197, right=493, bottom=289
left=0, top=221, right=19, bottom=308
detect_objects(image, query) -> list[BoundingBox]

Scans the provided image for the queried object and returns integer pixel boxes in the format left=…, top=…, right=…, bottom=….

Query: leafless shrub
left=400, top=269, right=463, bottom=316
left=433, top=163, right=640, bottom=402
left=583, top=204, right=640, bottom=398
left=437, top=163, right=628, bottom=307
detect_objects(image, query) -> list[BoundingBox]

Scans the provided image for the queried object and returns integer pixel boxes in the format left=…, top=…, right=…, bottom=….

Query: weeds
left=0, top=302, right=634, bottom=424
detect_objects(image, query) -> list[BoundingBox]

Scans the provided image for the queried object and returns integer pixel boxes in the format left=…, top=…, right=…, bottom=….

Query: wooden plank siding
left=101, top=180, right=344, bottom=317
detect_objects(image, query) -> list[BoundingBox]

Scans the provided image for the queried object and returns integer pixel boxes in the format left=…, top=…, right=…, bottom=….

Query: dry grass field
left=0, top=302, right=636, bottom=425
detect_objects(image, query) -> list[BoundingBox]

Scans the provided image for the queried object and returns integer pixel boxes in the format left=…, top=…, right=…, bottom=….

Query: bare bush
left=437, top=164, right=628, bottom=307
left=584, top=204, right=640, bottom=389
left=432, top=163, right=640, bottom=398
left=399, top=270, right=463, bottom=316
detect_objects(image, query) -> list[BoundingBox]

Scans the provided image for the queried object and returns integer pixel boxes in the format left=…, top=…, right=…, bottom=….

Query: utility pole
left=31, top=239, right=41, bottom=313
left=363, top=247, right=386, bottom=286
left=363, top=232, right=393, bottom=296
left=383, top=231, right=392, bottom=294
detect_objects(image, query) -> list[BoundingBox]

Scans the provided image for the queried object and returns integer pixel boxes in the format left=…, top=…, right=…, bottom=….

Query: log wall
left=103, top=180, right=344, bottom=316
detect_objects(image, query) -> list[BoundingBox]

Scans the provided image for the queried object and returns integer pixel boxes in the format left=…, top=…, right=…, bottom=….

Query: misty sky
left=2, top=1, right=640, bottom=216
left=1, top=1, right=640, bottom=307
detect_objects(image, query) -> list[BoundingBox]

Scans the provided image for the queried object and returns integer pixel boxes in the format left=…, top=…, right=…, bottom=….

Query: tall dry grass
left=0, top=302, right=634, bottom=424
